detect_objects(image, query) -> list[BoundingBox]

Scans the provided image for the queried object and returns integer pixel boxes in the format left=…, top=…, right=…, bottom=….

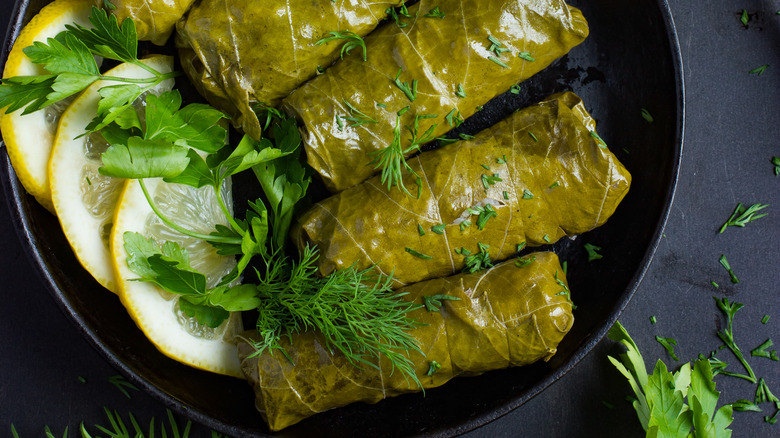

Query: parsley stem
left=139, top=179, right=241, bottom=245
left=214, top=182, right=245, bottom=237
left=100, top=71, right=180, bottom=84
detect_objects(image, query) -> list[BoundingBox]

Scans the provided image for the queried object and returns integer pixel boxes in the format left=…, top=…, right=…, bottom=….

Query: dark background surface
left=1, top=0, right=779, bottom=437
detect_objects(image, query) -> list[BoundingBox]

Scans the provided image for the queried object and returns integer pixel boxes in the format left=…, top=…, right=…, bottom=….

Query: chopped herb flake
left=405, top=247, right=432, bottom=259
left=431, top=224, right=446, bottom=234
left=553, top=270, right=574, bottom=307
left=711, top=280, right=719, bottom=288
left=463, top=242, right=492, bottom=273
left=488, top=56, right=509, bottom=68
left=740, top=9, right=749, bottom=26
left=417, top=224, right=425, bottom=236
left=510, top=84, right=521, bottom=94
left=522, top=189, right=533, bottom=199
left=503, top=190, right=509, bottom=200
left=543, top=234, right=551, bottom=243
left=750, top=64, right=769, bottom=75
left=719, top=202, right=769, bottom=233
left=497, top=154, right=508, bottom=164
left=517, top=242, right=526, bottom=252
left=549, top=181, right=559, bottom=189
left=455, top=83, right=466, bottom=98
left=475, top=204, right=498, bottom=230
left=650, top=316, right=657, bottom=324
left=458, top=133, right=474, bottom=140
left=719, top=254, right=739, bottom=283
left=393, top=68, right=418, bottom=102
left=584, top=243, right=603, bottom=261
left=315, top=31, right=368, bottom=61
left=424, top=6, right=445, bottom=18
left=590, top=131, right=607, bottom=148
left=445, top=108, right=463, bottom=127
left=751, top=339, right=779, bottom=361
left=562, top=260, right=567, bottom=274
left=422, top=294, right=460, bottom=312
left=772, top=156, right=780, bottom=176
left=763, top=315, right=771, bottom=324
left=427, top=360, right=442, bottom=376
left=517, top=52, right=535, bottom=61
left=459, top=220, right=471, bottom=231
left=481, top=173, right=503, bottom=190
left=481, top=163, right=490, bottom=170
left=655, top=336, right=680, bottom=361
left=515, top=255, right=536, bottom=268
left=528, top=131, right=538, bottom=142
left=640, top=108, right=654, bottom=123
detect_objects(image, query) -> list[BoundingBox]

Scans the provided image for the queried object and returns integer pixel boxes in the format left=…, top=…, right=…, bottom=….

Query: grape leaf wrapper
left=236, top=252, right=574, bottom=431
left=176, top=0, right=403, bottom=139
left=107, top=0, right=198, bottom=45
left=293, top=93, right=631, bottom=288
left=281, top=0, right=589, bottom=191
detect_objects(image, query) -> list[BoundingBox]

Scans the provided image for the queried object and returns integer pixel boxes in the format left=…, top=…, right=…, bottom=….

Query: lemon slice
left=49, top=55, right=175, bottom=293
left=110, top=177, right=244, bottom=377
left=0, top=0, right=95, bottom=212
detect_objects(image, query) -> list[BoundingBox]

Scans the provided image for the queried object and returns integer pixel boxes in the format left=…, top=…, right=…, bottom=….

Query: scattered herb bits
left=510, top=84, right=521, bottom=94
left=740, top=9, right=749, bottom=26
left=751, top=339, right=779, bottom=361
left=763, top=315, right=771, bottom=324
left=650, top=316, right=657, bottom=324
left=425, top=6, right=445, bottom=18
left=655, top=336, right=679, bottom=361
left=422, top=294, right=460, bottom=312
left=517, top=52, right=535, bottom=62
left=455, top=83, right=466, bottom=98
left=718, top=255, right=739, bottom=284
left=584, top=243, right=603, bottom=261
left=405, top=247, right=432, bottom=259
left=417, top=224, right=425, bottom=236
left=431, top=224, right=445, bottom=234
left=772, top=157, right=780, bottom=176
left=427, top=360, right=442, bottom=375
left=640, top=108, right=654, bottom=123
left=718, top=202, right=768, bottom=233
left=749, top=64, right=769, bottom=75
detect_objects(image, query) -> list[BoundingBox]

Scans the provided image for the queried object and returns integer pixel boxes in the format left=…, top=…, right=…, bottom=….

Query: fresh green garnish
left=584, top=243, right=603, bottom=261
left=431, top=224, right=446, bottom=234
left=455, top=83, right=466, bottom=98
left=714, top=297, right=756, bottom=382
left=459, top=220, right=471, bottom=231
left=740, top=9, right=749, bottom=26
left=487, top=35, right=511, bottom=59
left=772, top=157, right=780, bottom=176
left=368, top=115, right=419, bottom=196
left=481, top=163, right=490, bottom=170
left=393, top=68, right=418, bottom=102
left=488, top=56, right=509, bottom=68
left=108, top=375, right=138, bottom=399
left=543, top=234, right=551, bottom=243
left=474, top=204, right=498, bottom=230
left=422, top=294, right=460, bottom=312
left=731, top=399, right=762, bottom=412
left=427, top=360, right=442, bottom=376
left=497, top=154, right=508, bottom=164
left=718, top=255, right=739, bottom=284
left=386, top=4, right=413, bottom=28
left=417, top=224, right=425, bottom=236
left=510, top=84, right=521, bottom=94
left=314, top=30, right=367, bottom=61
left=517, top=52, right=535, bottom=62
left=528, top=131, right=538, bottom=142
left=751, top=339, right=779, bottom=361
left=749, top=64, right=769, bottom=75
left=463, top=242, right=492, bottom=273
left=608, top=322, right=734, bottom=435
left=590, top=131, right=607, bottom=148
left=458, top=133, right=475, bottom=140
left=711, top=281, right=719, bottom=288
left=553, top=270, right=574, bottom=307
left=405, top=247, right=432, bottom=259
left=340, top=99, right=377, bottom=127
left=650, top=316, right=657, bottom=324
left=718, top=202, right=769, bottom=233
left=655, top=336, right=680, bottom=361
left=522, top=189, right=533, bottom=199
left=517, top=242, right=526, bottom=252
left=0, top=7, right=178, bottom=129
left=502, top=191, right=509, bottom=200
left=444, top=108, right=463, bottom=127
left=763, top=315, right=771, bottom=324
left=641, top=108, right=654, bottom=123
left=562, top=260, right=567, bottom=275
left=549, top=181, right=559, bottom=189
left=481, top=173, right=503, bottom=190
left=514, top=254, right=536, bottom=268
left=424, top=6, right=445, bottom=18
left=755, top=378, right=780, bottom=423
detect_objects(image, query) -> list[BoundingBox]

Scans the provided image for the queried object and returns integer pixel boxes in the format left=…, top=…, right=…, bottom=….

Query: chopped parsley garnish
left=528, top=131, right=538, bottom=142
left=386, top=4, right=413, bottom=28
left=393, top=68, right=418, bottom=102
left=459, top=133, right=475, bottom=140
left=718, top=254, right=739, bottom=283
left=542, top=234, right=551, bottom=243
left=463, top=242, right=492, bottom=273
left=341, top=99, right=377, bottom=127
left=514, top=255, right=536, bottom=268
left=425, top=6, right=446, bottom=18
left=590, top=131, right=607, bottom=148
left=655, top=336, right=679, bottom=361
left=711, top=280, right=719, bottom=288
left=475, top=204, right=498, bottom=230
left=641, top=108, right=654, bottom=123
left=376, top=102, right=387, bottom=108
left=549, top=181, right=559, bottom=189
left=751, top=339, right=779, bottom=361
left=553, top=270, right=574, bottom=307
left=405, top=247, right=432, bottom=259
left=517, top=52, right=535, bottom=61
left=445, top=108, right=464, bottom=127
left=481, top=163, right=490, bottom=170
left=740, top=9, right=749, bottom=26
left=431, top=224, right=446, bottom=234
left=459, top=220, right=471, bottom=231
left=510, top=84, right=521, bottom=94
left=481, top=173, right=503, bottom=190
left=584, top=243, right=603, bottom=261
left=772, top=156, right=780, bottom=176
left=522, top=189, right=533, bottom=199
left=417, top=224, right=425, bottom=236
left=503, top=191, right=509, bottom=200
left=455, top=83, right=466, bottom=98
left=427, top=360, right=442, bottom=376
left=315, top=31, right=368, bottom=61
left=763, top=315, right=771, bottom=324
left=718, top=202, right=769, bottom=233
left=749, top=64, right=769, bottom=75
left=422, top=294, right=460, bottom=312
left=517, top=242, right=526, bottom=252
left=650, top=316, right=657, bottom=324
left=476, top=105, right=483, bottom=111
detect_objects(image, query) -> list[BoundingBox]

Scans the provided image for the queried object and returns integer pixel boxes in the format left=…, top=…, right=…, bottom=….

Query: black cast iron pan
left=0, top=0, right=683, bottom=435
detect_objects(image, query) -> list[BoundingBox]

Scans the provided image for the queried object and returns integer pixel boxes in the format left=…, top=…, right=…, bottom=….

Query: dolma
left=281, top=0, right=589, bottom=192
left=106, top=0, right=196, bottom=45
left=237, top=252, right=574, bottom=431
left=176, top=0, right=402, bottom=140
left=293, top=92, right=631, bottom=288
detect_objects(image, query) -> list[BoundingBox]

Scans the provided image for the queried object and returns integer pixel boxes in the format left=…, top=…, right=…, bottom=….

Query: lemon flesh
left=111, top=177, right=244, bottom=377
left=49, top=55, right=174, bottom=293
left=0, top=0, right=95, bottom=212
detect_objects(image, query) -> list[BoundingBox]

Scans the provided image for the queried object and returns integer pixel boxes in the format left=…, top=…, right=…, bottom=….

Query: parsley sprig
left=0, top=7, right=178, bottom=126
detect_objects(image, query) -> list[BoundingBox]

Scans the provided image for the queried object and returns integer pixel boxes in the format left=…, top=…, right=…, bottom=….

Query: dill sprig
left=315, top=30, right=367, bottom=61
left=718, top=202, right=769, bottom=233
left=251, top=246, right=424, bottom=387
left=341, top=99, right=377, bottom=127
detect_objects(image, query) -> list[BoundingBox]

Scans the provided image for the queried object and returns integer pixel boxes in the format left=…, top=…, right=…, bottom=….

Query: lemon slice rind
left=1, top=0, right=96, bottom=212
left=48, top=55, right=174, bottom=293
left=111, top=177, right=243, bottom=378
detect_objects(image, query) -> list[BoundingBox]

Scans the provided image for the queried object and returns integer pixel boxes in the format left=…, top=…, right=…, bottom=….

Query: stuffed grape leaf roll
left=281, top=0, right=589, bottom=192
left=237, top=252, right=574, bottom=431
left=293, top=92, right=631, bottom=288
left=175, top=0, right=402, bottom=140
left=107, top=0, right=197, bottom=45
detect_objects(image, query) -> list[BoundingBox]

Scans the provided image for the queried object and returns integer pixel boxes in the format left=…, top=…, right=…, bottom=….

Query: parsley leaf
left=422, top=294, right=460, bottom=312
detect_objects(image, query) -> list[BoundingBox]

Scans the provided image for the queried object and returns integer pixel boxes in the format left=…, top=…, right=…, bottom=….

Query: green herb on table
left=755, top=378, right=780, bottom=424
left=763, top=315, right=771, bottom=324
left=422, top=294, right=460, bottom=312
left=314, top=30, right=367, bottom=61
left=650, top=316, right=657, bottom=324
left=711, top=280, right=719, bottom=288
left=641, top=108, right=654, bottom=123
left=731, top=399, right=762, bottom=412
left=655, top=336, right=680, bottom=361
left=475, top=204, right=498, bottom=230
left=740, top=9, right=749, bottom=26
left=718, top=255, right=739, bottom=284
left=584, top=243, right=603, bottom=261
left=714, top=297, right=756, bottom=382
left=108, top=375, right=138, bottom=399
left=393, top=68, right=418, bottom=102
left=772, top=156, right=780, bottom=176
left=608, top=322, right=734, bottom=435
left=751, top=339, right=779, bottom=361
left=749, top=64, right=769, bottom=75
left=718, top=202, right=768, bottom=233
left=425, top=6, right=445, bottom=18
